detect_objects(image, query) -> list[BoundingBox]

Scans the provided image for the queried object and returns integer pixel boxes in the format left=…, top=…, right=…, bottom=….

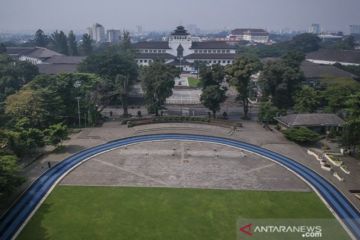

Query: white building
left=227, top=28, right=269, bottom=44
left=107, top=29, right=121, bottom=43
left=349, top=25, right=360, bottom=35
left=88, top=23, right=106, bottom=43
left=309, top=24, right=321, bottom=34
left=133, top=26, right=238, bottom=71
left=6, top=47, right=63, bottom=64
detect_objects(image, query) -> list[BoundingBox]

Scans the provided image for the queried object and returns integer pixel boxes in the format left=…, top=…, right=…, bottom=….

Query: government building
left=133, top=26, right=238, bottom=71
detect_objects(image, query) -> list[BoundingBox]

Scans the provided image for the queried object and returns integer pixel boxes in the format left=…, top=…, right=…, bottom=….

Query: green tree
left=226, top=56, right=261, bottom=119
left=44, top=123, right=68, bottom=147
left=283, top=127, right=320, bottom=144
left=200, top=85, right=227, bottom=118
left=258, top=101, right=280, bottom=124
left=0, top=43, right=6, bottom=53
left=5, top=89, right=48, bottom=128
left=68, top=30, right=78, bottom=56
left=0, top=154, right=24, bottom=196
left=345, top=92, right=360, bottom=119
left=281, top=51, right=305, bottom=68
left=15, top=61, right=39, bottom=83
left=141, top=61, right=179, bottom=116
left=81, top=34, right=93, bottom=56
left=199, top=64, right=224, bottom=88
left=289, top=33, right=321, bottom=53
left=322, top=81, right=360, bottom=113
left=27, top=73, right=104, bottom=127
left=79, top=52, right=138, bottom=113
left=260, top=59, right=304, bottom=109
left=0, top=55, right=39, bottom=102
left=50, top=30, right=68, bottom=55
left=115, top=74, right=131, bottom=116
left=120, top=31, right=133, bottom=53
left=294, top=86, right=319, bottom=113
left=341, top=119, right=360, bottom=153
left=34, top=29, right=49, bottom=47
left=5, top=128, right=45, bottom=157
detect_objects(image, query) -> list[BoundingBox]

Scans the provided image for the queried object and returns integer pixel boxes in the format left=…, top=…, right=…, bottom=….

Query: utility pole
left=74, top=80, right=82, bottom=128
left=76, top=97, right=81, bottom=128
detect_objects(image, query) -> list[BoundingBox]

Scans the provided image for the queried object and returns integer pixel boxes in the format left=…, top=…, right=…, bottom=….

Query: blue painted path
left=1, top=134, right=359, bottom=239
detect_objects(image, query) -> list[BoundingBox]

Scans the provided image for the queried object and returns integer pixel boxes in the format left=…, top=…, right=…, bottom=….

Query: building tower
left=88, top=23, right=106, bottom=43
left=309, top=24, right=321, bottom=34
left=349, top=25, right=360, bottom=35
left=168, top=26, right=192, bottom=57
left=107, top=29, right=121, bottom=43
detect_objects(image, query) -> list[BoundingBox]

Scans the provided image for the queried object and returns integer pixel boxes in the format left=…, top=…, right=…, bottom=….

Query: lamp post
left=76, top=97, right=81, bottom=127
left=73, top=80, right=81, bottom=128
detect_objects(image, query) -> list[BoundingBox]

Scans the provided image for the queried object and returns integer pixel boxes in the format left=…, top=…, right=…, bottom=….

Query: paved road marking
left=93, top=158, right=169, bottom=186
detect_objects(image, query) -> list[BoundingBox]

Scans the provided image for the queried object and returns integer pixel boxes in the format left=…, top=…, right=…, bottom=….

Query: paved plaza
left=6, top=121, right=359, bottom=216
left=166, top=89, right=201, bottom=105
left=61, top=141, right=309, bottom=191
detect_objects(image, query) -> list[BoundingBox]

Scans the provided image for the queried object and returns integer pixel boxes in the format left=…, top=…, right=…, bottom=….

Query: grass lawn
left=17, top=186, right=349, bottom=240
left=187, top=77, right=200, bottom=88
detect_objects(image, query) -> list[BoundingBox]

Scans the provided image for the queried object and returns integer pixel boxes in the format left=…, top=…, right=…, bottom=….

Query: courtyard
left=61, top=141, right=308, bottom=191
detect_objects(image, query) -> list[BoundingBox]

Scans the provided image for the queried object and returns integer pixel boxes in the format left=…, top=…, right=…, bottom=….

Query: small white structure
left=227, top=28, right=269, bottom=44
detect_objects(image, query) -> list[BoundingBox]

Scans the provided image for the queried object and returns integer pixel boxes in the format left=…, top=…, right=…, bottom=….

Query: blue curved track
left=1, top=134, right=360, bottom=239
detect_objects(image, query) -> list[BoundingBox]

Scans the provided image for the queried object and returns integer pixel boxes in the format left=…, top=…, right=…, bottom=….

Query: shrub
left=0, top=154, right=24, bottom=195
left=283, top=127, right=320, bottom=144
left=121, top=120, right=127, bottom=125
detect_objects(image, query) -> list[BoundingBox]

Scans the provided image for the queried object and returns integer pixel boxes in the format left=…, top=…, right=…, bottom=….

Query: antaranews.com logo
left=237, top=218, right=351, bottom=240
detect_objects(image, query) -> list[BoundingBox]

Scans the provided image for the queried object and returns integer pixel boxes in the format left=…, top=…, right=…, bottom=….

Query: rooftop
left=171, top=26, right=190, bottom=36
left=43, top=55, right=86, bottom=64
left=6, top=47, right=63, bottom=59
left=306, top=49, right=360, bottom=64
left=231, top=28, right=269, bottom=36
left=38, top=64, right=79, bottom=75
left=190, top=41, right=236, bottom=50
left=275, top=113, right=345, bottom=128
left=135, top=53, right=174, bottom=59
left=185, top=53, right=237, bottom=60
left=301, top=61, right=357, bottom=80
left=133, top=41, right=171, bottom=49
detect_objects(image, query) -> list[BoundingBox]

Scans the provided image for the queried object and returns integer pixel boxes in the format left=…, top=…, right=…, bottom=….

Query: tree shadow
left=17, top=202, right=52, bottom=240
left=52, top=145, right=86, bottom=154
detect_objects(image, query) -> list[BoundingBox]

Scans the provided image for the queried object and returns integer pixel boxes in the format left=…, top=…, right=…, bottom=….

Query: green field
left=18, top=186, right=348, bottom=240
left=187, top=77, right=200, bottom=88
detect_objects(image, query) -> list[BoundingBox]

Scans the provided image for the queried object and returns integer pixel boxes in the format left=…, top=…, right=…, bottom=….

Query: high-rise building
left=309, top=24, right=321, bottom=34
left=88, top=23, right=106, bottom=43
left=107, top=29, right=121, bottom=43
left=349, top=25, right=360, bottom=35
left=136, top=25, right=143, bottom=35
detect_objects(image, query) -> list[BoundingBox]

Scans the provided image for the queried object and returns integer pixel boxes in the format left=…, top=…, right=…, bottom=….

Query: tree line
left=34, top=29, right=93, bottom=56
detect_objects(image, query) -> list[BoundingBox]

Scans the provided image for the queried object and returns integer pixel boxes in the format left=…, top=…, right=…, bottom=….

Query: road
left=0, top=134, right=359, bottom=240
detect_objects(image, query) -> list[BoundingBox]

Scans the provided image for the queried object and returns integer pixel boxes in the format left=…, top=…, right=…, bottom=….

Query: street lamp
left=73, top=80, right=81, bottom=128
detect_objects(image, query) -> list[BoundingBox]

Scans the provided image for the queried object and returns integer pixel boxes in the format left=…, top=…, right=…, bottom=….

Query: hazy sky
left=1, top=0, right=360, bottom=33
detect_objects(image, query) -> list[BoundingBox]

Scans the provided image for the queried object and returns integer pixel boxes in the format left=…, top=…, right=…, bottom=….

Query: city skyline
left=1, top=0, right=360, bottom=33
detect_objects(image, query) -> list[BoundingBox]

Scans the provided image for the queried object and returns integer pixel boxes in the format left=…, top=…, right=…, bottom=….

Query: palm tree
left=115, top=74, right=130, bottom=117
